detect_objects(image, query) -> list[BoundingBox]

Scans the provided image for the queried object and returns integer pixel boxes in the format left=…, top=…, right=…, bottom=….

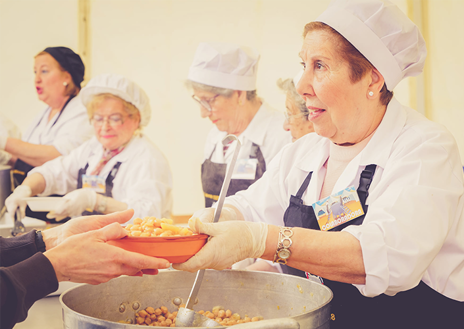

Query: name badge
left=231, top=158, right=258, bottom=180
left=312, top=186, right=364, bottom=231
left=82, top=174, right=106, bottom=193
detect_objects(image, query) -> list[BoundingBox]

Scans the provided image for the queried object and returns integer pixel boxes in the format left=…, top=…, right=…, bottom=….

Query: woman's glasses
left=191, top=94, right=220, bottom=112
left=91, top=114, right=127, bottom=127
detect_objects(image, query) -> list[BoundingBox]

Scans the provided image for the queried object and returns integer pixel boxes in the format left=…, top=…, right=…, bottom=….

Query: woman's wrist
left=262, top=224, right=280, bottom=260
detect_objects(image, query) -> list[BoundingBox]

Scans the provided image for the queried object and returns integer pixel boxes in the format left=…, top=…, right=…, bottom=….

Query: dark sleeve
left=0, top=230, right=38, bottom=267
left=0, top=253, right=59, bottom=329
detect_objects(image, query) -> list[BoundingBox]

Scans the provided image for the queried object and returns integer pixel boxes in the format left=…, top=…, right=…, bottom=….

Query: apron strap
left=357, top=164, right=377, bottom=213
left=295, top=171, right=313, bottom=198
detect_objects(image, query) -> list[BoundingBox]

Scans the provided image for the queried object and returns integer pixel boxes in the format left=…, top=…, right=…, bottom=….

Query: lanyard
left=27, top=95, right=75, bottom=143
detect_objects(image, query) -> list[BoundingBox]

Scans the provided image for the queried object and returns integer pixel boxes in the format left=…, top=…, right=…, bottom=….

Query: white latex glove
left=190, top=206, right=238, bottom=224
left=5, top=185, right=32, bottom=219
left=173, top=217, right=268, bottom=272
left=47, top=189, right=97, bottom=221
left=0, top=150, right=12, bottom=165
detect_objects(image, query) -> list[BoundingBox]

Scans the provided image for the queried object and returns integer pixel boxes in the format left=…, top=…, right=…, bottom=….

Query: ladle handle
left=185, top=269, right=205, bottom=309
left=213, top=134, right=241, bottom=223
left=184, top=135, right=241, bottom=311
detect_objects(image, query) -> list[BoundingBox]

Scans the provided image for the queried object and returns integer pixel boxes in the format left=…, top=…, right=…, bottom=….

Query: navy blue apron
left=282, top=164, right=463, bottom=328
left=201, top=142, right=265, bottom=207
left=77, top=161, right=122, bottom=215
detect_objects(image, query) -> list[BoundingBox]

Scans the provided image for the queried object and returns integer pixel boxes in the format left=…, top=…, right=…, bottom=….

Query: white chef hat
left=316, top=0, right=427, bottom=90
left=187, top=42, right=260, bottom=91
left=81, top=73, right=151, bottom=127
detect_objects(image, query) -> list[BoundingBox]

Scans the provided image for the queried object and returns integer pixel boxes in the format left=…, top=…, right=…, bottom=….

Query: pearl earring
left=63, top=82, right=68, bottom=86
left=368, top=91, right=374, bottom=97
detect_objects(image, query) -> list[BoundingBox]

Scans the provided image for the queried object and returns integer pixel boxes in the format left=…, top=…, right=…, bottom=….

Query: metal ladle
left=176, top=134, right=241, bottom=328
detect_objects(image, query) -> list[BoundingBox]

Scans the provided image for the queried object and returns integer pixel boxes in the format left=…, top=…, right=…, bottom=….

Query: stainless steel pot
left=60, top=269, right=332, bottom=329
left=0, top=165, right=12, bottom=212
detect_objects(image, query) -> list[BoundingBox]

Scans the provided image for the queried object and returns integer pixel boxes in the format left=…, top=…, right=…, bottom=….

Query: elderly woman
left=0, top=47, right=92, bottom=183
left=6, top=74, right=173, bottom=222
left=174, top=1, right=464, bottom=328
left=186, top=42, right=291, bottom=208
left=0, top=47, right=93, bottom=220
left=278, top=74, right=314, bottom=141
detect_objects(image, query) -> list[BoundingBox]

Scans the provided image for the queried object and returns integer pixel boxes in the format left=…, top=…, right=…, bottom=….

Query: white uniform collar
left=294, top=97, right=406, bottom=173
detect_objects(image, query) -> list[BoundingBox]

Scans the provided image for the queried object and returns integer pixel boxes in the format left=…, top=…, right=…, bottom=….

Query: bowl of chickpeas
left=107, top=216, right=208, bottom=263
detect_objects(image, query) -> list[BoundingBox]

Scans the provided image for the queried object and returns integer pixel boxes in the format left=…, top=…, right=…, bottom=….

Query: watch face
left=278, top=249, right=291, bottom=259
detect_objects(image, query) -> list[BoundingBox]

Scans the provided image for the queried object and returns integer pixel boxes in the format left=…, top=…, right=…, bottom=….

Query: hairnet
left=188, top=42, right=260, bottom=91
left=80, top=73, right=151, bottom=127
left=43, top=47, right=85, bottom=88
left=316, top=0, right=427, bottom=90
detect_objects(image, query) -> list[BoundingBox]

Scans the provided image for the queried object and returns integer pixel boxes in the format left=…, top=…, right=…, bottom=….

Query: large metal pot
left=60, top=269, right=332, bottom=329
left=0, top=165, right=12, bottom=211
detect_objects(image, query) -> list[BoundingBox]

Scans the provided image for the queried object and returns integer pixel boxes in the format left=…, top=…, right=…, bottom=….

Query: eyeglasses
left=191, top=94, right=220, bottom=112
left=91, top=114, right=127, bottom=127
left=284, top=111, right=309, bottom=123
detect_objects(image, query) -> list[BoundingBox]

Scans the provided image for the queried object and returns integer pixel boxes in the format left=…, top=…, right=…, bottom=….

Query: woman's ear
left=370, top=68, right=385, bottom=93
left=236, top=90, right=247, bottom=106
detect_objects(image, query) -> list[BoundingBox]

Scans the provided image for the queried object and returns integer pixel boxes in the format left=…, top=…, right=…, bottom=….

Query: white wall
left=0, top=0, right=79, bottom=131
left=1, top=0, right=461, bottom=216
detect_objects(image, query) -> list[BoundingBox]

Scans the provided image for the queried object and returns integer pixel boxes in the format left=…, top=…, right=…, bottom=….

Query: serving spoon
left=176, top=134, right=241, bottom=328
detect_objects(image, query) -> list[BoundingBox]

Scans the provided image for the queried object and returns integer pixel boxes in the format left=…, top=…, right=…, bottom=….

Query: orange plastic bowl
left=107, top=234, right=209, bottom=263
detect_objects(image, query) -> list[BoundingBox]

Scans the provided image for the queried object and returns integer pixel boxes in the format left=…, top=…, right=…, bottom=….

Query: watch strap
left=273, top=227, right=294, bottom=265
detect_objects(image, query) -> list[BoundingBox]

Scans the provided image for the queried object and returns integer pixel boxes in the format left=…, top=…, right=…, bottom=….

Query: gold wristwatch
left=273, top=227, right=294, bottom=265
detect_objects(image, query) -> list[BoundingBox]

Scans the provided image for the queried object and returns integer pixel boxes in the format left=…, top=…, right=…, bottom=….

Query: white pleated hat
left=188, top=42, right=260, bottom=91
left=316, top=0, right=427, bottom=90
left=81, top=73, right=151, bottom=127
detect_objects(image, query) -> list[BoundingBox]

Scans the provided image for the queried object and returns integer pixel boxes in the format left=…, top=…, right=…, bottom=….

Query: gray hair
left=276, top=78, right=307, bottom=114
left=185, top=80, right=257, bottom=101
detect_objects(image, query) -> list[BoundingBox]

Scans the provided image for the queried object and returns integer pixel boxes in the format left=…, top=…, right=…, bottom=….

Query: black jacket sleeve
left=0, top=231, right=59, bottom=329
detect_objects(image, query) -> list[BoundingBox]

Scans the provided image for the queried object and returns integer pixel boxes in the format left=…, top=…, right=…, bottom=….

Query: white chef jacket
left=30, top=135, right=173, bottom=221
left=22, top=95, right=93, bottom=155
left=203, top=101, right=291, bottom=170
left=225, top=97, right=464, bottom=301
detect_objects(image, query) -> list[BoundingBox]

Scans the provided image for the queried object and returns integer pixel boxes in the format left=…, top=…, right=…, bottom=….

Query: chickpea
left=165, top=319, right=173, bottom=325
left=218, top=310, right=225, bottom=318
left=198, top=310, right=205, bottom=314
left=160, top=306, right=168, bottom=314
left=154, top=308, right=162, bottom=316
left=150, top=313, right=158, bottom=320
left=157, top=315, right=166, bottom=322
left=131, top=230, right=142, bottom=237
left=231, top=313, right=241, bottom=320
left=134, top=218, right=143, bottom=224
left=243, top=316, right=251, bottom=323
left=225, top=309, right=232, bottom=318
left=146, top=307, right=155, bottom=314
left=139, top=310, right=148, bottom=318
left=136, top=317, right=145, bottom=324
left=159, top=320, right=167, bottom=326
left=206, top=312, right=215, bottom=319
left=145, top=317, right=152, bottom=325
left=251, top=317, right=260, bottom=322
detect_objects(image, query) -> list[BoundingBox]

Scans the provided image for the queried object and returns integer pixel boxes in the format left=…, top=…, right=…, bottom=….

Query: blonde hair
left=86, top=93, right=142, bottom=132
left=35, top=51, right=80, bottom=97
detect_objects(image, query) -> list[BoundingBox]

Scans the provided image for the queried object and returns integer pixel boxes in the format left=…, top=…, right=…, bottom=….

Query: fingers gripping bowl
left=107, top=216, right=208, bottom=263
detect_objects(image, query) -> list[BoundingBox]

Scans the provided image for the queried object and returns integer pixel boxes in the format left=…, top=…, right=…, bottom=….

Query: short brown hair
left=303, top=22, right=393, bottom=106
left=35, top=51, right=80, bottom=97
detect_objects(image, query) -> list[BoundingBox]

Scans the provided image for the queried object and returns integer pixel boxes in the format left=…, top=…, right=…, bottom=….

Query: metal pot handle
left=233, top=317, right=300, bottom=329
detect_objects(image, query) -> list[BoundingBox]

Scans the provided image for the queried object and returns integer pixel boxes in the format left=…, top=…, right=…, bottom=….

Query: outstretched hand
left=44, top=220, right=170, bottom=284
left=42, top=209, right=135, bottom=249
